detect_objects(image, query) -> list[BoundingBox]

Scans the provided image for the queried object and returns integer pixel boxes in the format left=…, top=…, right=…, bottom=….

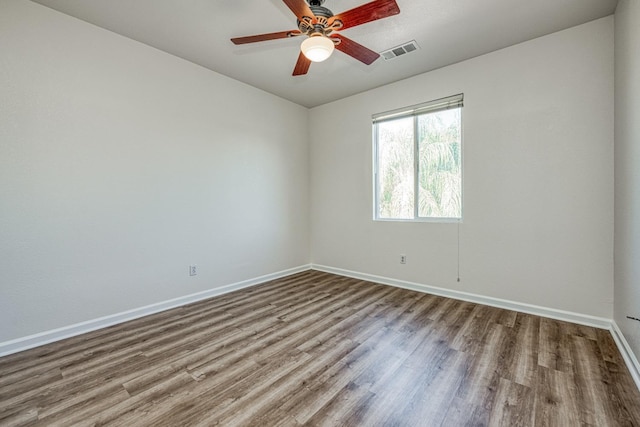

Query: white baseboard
left=311, top=264, right=611, bottom=329
left=0, top=264, right=312, bottom=358
left=610, top=321, right=640, bottom=391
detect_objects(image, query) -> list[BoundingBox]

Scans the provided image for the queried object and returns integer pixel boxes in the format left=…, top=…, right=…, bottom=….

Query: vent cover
left=380, top=40, right=420, bottom=61
left=381, top=40, right=420, bottom=60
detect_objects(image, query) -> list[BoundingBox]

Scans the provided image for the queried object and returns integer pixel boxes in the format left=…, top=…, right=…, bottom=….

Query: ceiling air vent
left=381, top=40, right=420, bottom=60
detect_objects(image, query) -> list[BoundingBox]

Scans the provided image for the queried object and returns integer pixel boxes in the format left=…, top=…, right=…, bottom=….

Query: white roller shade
left=372, top=93, right=464, bottom=124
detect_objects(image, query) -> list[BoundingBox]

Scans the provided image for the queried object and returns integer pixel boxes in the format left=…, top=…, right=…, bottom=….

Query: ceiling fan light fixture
left=301, top=34, right=334, bottom=62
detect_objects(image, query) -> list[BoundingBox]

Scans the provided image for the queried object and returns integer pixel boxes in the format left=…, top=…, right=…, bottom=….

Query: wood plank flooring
left=1, top=270, right=639, bottom=426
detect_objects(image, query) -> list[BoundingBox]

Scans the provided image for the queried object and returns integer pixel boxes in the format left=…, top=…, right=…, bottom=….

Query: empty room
left=1, top=0, right=640, bottom=425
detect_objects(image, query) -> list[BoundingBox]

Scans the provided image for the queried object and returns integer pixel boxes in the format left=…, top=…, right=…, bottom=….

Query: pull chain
left=457, top=219, right=461, bottom=282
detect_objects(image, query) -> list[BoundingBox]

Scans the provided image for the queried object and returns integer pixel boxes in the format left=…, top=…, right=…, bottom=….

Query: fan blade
left=330, top=0, right=400, bottom=31
left=331, top=34, right=380, bottom=65
left=282, top=0, right=316, bottom=23
left=293, top=52, right=312, bottom=76
left=231, top=30, right=301, bottom=45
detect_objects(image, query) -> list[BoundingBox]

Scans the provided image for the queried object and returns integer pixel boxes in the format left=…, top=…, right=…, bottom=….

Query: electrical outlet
left=189, top=265, right=197, bottom=276
left=400, top=254, right=407, bottom=264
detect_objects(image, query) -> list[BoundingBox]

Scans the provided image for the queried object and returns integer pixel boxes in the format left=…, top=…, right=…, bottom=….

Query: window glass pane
left=377, top=117, right=414, bottom=219
left=417, top=108, right=461, bottom=218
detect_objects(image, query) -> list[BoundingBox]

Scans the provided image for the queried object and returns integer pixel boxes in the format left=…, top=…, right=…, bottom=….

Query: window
left=373, top=94, right=463, bottom=221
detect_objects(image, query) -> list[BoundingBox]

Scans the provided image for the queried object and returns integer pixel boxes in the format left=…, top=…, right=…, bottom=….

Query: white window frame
left=373, top=94, right=464, bottom=222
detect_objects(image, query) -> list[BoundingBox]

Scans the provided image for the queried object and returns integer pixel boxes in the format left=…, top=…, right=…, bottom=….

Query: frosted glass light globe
left=301, top=35, right=335, bottom=62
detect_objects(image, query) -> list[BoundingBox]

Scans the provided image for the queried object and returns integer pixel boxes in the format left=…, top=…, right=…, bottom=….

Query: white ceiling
left=31, top=0, right=617, bottom=108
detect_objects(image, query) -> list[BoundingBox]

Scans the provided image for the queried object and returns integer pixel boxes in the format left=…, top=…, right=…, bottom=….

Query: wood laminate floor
left=1, top=270, right=639, bottom=426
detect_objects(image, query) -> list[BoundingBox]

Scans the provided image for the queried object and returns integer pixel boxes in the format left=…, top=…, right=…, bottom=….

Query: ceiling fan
left=231, top=0, right=400, bottom=76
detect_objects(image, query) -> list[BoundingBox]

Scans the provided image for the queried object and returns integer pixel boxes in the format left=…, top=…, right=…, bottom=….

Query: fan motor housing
left=309, top=5, right=333, bottom=19
left=298, top=3, right=335, bottom=35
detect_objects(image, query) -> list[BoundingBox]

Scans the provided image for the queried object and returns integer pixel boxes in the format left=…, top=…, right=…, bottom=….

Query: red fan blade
left=330, top=0, right=400, bottom=31
left=331, top=34, right=380, bottom=65
left=293, top=52, right=312, bottom=76
left=231, top=30, right=301, bottom=45
left=282, top=0, right=316, bottom=23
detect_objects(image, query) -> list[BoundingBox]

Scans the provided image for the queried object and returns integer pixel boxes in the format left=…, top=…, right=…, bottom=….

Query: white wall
left=615, top=0, right=640, bottom=363
left=0, top=0, right=309, bottom=342
left=0, top=0, right=618, bottom=348
left=310, top=17, right=614, bottom=318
